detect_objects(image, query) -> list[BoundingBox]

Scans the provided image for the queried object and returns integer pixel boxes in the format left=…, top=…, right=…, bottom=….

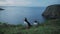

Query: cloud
left=0, top=0, right=32, bottom=6
left=0, top=1, right=7, bottom=6
left=6, top=0, right=15, bottom=6
left=0, top=0, right=60, bottom=6
left=29, top=0, right=60, bottom=7
left=6, top=0, right=32, bottom=6
left=15, top=1, right=32, bottom=6
left=40, top=0, right=59, bottom=6
left=0, top=0, right=6, bottom=1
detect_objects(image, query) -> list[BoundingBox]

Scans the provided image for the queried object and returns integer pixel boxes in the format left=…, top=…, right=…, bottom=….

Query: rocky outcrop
left=0, top=8, right=4, bottom=10
left=42, top=4, right=60, bottom=19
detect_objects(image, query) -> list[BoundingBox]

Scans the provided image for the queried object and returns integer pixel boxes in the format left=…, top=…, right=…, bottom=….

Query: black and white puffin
left=24, top=18, right=31, bottom=28
left=33, top=20, right=38, bottom=26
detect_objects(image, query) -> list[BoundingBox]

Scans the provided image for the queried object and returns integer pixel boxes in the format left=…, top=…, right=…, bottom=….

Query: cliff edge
left=42, top=4, right=60, bottom=19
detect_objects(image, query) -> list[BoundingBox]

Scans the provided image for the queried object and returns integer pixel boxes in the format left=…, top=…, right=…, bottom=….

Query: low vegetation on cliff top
left=0, top=19, right=60, bottom=34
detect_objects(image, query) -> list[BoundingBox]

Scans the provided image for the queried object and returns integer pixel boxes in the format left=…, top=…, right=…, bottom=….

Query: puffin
left=33, top=20, right=38, bottom=26
left=24, top=18, right=31, bottom=29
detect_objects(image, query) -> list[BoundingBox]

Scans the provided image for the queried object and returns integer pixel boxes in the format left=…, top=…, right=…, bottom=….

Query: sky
left=0, top=0, right=60, bottom=7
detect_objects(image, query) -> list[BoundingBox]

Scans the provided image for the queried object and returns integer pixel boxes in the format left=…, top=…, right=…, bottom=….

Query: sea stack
left=42, top=4, right=60, bottom=19
left=0, top=8, right=4, bottom=10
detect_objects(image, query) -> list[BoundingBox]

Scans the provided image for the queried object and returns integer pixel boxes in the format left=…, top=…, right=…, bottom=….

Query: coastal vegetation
left=0, top=19, right=60, bottom=34
left=0, top=4, right=60, bottom=34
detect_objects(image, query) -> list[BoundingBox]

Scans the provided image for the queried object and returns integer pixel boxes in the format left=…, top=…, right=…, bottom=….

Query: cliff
left=42, top=4, right=60, bottom=19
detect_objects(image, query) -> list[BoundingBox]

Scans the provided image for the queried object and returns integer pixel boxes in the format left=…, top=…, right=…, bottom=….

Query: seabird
left=33, top=21, right=38, bottom=26
left=24, top=18, right=31, bottom=29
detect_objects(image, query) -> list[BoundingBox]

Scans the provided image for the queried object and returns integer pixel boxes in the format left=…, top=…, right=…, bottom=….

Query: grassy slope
left=0, top=19, right=60, bottom=34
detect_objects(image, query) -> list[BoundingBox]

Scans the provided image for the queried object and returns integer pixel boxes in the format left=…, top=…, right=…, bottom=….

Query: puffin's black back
left=24, top=18, right=31, bottom=26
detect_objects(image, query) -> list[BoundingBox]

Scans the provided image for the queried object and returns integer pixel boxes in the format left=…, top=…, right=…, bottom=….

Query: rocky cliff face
left=42, top=4, right=60, bottom=19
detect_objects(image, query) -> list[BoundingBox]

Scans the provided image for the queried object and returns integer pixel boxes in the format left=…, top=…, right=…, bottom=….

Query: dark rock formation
left=42, top=4, right=60, bottom=19
left=0, top=8, right=4, bottom=10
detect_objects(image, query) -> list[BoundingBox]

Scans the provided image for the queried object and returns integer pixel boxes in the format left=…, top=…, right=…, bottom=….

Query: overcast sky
left=0, top=0, right=60, bottom=7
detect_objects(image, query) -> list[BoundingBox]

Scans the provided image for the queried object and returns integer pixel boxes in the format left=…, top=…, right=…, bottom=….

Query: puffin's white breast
left=33, top=23, right=38, bottom=26
left=24, top=21, right=28, bottom=26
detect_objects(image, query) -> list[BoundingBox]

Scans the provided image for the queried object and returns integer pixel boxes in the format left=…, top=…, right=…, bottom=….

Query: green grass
left=0, top=19, right=60, bottom=34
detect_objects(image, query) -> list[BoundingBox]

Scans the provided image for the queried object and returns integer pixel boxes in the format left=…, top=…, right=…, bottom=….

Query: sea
left=0, top=6, right=46, bottom=25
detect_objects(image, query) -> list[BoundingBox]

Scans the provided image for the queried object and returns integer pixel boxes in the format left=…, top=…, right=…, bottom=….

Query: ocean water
left=0, top=6, right=46, bottom=25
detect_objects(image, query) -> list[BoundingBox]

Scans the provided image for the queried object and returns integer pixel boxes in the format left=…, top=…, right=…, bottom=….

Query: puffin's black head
left=24, top=17, right=31, bottom=27
left=24, top=18, right=27, bottom=22
left=34, top=20, right=37, bottom=22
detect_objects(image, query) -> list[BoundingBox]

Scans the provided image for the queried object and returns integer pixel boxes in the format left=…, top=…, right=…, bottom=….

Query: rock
left=0, top=8, right=4, bottom=10
left=42, top=4, right=60, bottom=19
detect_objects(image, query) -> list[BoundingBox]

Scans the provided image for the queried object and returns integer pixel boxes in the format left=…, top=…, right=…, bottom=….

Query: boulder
left=42, top=4, right=60, bottom=19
